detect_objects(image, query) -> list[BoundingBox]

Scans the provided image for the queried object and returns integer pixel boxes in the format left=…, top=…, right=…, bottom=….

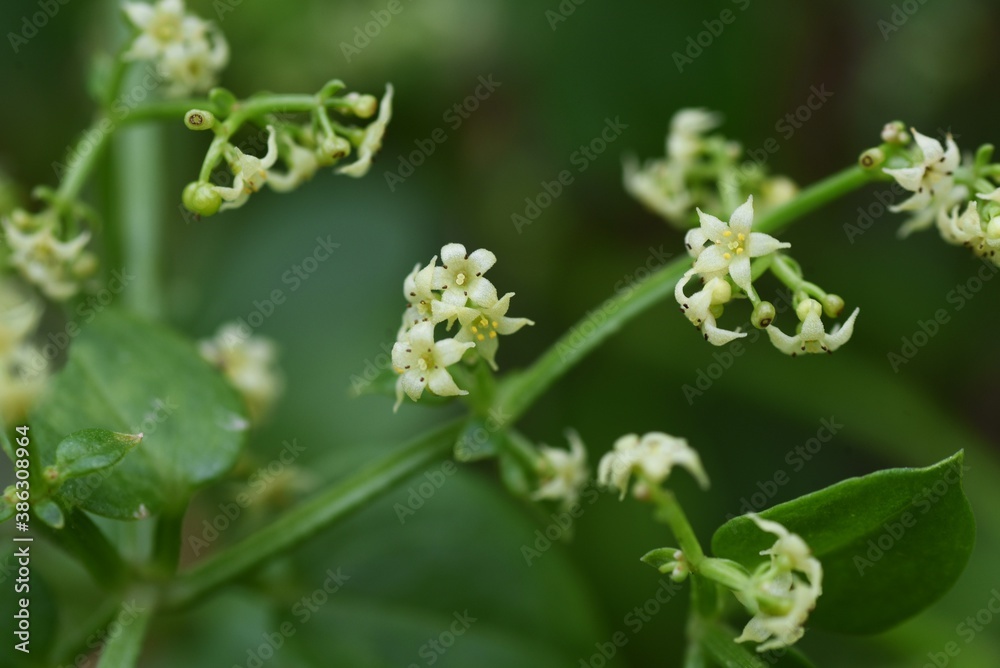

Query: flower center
left=455, top=272, right=466, bottom=286
left=469, top=316, right=498, bottom=342
left=152, top=16, right=181, bottom=43
left=416, top=357, right=429, bottom=371
left=719, top=230, right=745, bottom=260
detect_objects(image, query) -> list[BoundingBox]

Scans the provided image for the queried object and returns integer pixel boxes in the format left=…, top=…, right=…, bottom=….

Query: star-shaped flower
left=199, top=323, right=283, bottom=423
left=766, top=299, right=859, bottom=356
left=399, top=257, right=439, bottom=336
left=531, top=431, right=589, bottom=508
left=685, top=196, right=790, bottom=294
left=623, top=156, right=692, bottom=224
left=391, top=321, right=473, bottom=411
left=338, top=84, right=394, bottom=178
left=674, top=270, right=745, bottom=346
left=597, top=432, right=709, bottom=500
left=2, top=218, right=93, bottom=300
left=883, top=129, right=961, bottom=237
left=158, top=28, right=229, bottom=98
left=433, top=243, right=498, bottom=307
left=268, top=136, right=321, bottom=193
left=122, top=0, right=206, bottom=60
left=218, top=126, right=279, bottom=210
left=433, top=291, right=534, bottom=370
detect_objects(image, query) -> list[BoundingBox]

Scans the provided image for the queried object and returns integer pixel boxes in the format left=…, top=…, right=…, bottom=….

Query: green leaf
left=53, top=429, right=142, bottom=482
left=711, top=451, right=975, bottom=634
left=33, top=497, right=65, bottom=529
left=30, top=310, right=248, bottom=519
left=454, top=417, right=500, bottom=462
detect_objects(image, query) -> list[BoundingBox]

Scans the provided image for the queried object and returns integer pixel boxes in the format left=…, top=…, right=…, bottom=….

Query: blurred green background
left=3, top=0, right=1000, bottom=665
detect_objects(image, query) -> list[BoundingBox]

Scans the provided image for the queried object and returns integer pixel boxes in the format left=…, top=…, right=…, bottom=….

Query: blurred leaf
left=33, top=497, right=65, bottom=529
left=454, top=417, right=500, bottom=462
left=30, top=310, right=248, bottom=519
left=54, top=429, right=142, bottom=482
left=712, top=452, right=975, bottom=634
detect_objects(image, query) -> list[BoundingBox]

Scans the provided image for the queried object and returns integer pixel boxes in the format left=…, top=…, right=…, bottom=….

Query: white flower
left=597, top=432, right=709, bottom=500
left=685, top=196, right=790, bottom=294
left=338, top=84, right=394, bottom=178
left=674, top=270, right=745, bottom=346
left=735, top=514, right=822, bottom=653
left=122, top=0, right=206, bottom=60
left=433, top=243, right=498, bottom=307
left=883, top=129, right=961, bottom=237
left=391, top=321, right=473, bottom=411
left=532, top=431, right=589, bottom=508
left=217, top=126, right=280, bottom=211
left=623, top=157, right=692, bottom=224
left=766, top=299, right=859, bottom=356
left=439, top=292, right=534, bottom=370
left=399, top=257, right=439, bottom=336
left=0, top=281, right=41, bottom=357
left=268, top=136, right=321, bottom=193
left=199, top=323, right=283, bottom=423
left=157, top=28, right=229, bottom=98
left=2, top=218, right=93, bottom=300
left=667, top=108, right=721, bottom=163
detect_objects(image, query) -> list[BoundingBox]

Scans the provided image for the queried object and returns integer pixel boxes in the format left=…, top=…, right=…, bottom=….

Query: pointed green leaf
left=711, top=452, right=975, bottom=634
left=30, top=310, right=248, bottom=519
left=54, top=429, right=142, bottom=482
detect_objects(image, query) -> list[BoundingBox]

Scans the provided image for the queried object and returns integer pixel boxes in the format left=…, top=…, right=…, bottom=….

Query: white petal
left=889, top=189, right=931, bottom=213
left=407, top=321, right=436, bottom=350
left=728, top=255, right=752, bottom=294
left=434, top=338, right=474, bottom=366
left=883, top=166, right=925, bottom=192
left=400, top=371, right=426, bottom=401
left=467, top=248, right=497, bottom=275
left=911, top=129, right=944, bottom=163
left=692, top=245, right=730, bottom=275
left=702, top=316, right=746, bottom=347
left=766, top=325, right=802, bottom=356
left=824, top=307, right=859, bottom=352
left=122, top=2, right=154, bottom=28
left=467, top=277, right=498, bottom=306
left=748, top=232, right=791, bottom=258
left=942, top=135, right=960, bottom=171
left=440, top=243, right=467, bottom=267
left=695, top=208, right=729, bottom=242
left=427, top=368, right=466, bottom=396
left=685, top=227, right=708, bottom=257
left=728, top=195, right=754, bottom=236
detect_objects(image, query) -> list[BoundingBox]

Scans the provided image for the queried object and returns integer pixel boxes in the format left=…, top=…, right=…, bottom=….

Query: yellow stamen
left=477, top=334, right=485, bottom=341
left=723, top=230, right=732, bottom=237
left=724, top=252, right=732, bottom=260
left=736, top=248, right=744, bottom=254
left=489, top=331, right=497, bottom=338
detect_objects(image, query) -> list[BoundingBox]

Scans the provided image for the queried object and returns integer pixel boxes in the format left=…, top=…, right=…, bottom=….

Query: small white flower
left=433, top=291, right=533, bottom=371
left=122, top=0, right=205, bottom=60
left=532, top=431, right=589, bottom=508
left=0, top=281, right=41, bottom=357
left=157, top=28, right=229, bottom=97
left=766, top=299, right=859, bottom=356
left=2, top=217, right=93, bottom=300
left=597, top=432, right=709, bottom=500
left=218, top=126, right=280, bottom=211
left=199, top=323, right=283, bottom=423
left=268, top=137, right=321, bottom=193
left=883, top=129, right=961, bottom=237
left=391, top=321, right=473, bottom=411
left=667, top=108, right=721, bottom=163
left=623, top=157, right=692, bottom=224
left=674, top=270, right=745, bottom=346
left=433, top=243, right=498, bottom=307
left=399, top=257, right=439, bottom=335
left=685, top=196, right=790, bottom=294
left=338, top=84, right=394, bottom=178
left=735, top=514, right=822, bottom=653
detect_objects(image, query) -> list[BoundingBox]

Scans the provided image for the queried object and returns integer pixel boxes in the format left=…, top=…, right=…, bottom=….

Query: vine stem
left=493, top=164, right=881, bottom=422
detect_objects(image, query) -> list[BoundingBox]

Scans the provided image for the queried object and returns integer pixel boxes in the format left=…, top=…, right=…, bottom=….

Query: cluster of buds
left=392, top=243, right=533, bottom=411
left=877, top=124, right=1000, bottom=267
left=122, top=0, right=229, bottom=98
left=0, top=280, right=47, bottom=423
left=624, top=108, right=798, bottom=228
left=1, top=202, right=97, bottom=301
left=674, top=195, right=859, bottom=355
left=199, top=322, right=283, bottom=425
left=182, top=82, right=392, bottom=216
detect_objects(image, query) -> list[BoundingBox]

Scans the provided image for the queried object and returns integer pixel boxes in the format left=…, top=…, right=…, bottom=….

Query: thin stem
left=646, top=483, right=705, bottom=567
left=151, top=506, right=185, bottom=576
left=35, top=507, right=131, bottom=590
left=769, top=253, right=826, bottom=300
left=55, top=118, right=114, bottom=203
left=163, top=420, right=462, bottom=609
left=95, top=589, right=156, bottom=668
left=495, top=164, right=878, bottom=422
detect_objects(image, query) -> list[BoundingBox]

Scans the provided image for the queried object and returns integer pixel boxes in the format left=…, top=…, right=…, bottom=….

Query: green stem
left=35, top=507, right=130, bottom=590
left=163, top=420, right=462, bottom=609
left=55, top=116, right=114, bottom=203
left=769, top=253, right=826, bottom=300
left=151, top=506, right=185, bottom=576
left=95, top=589, right=156, bottom=668
left=646, top=483, right=705, bottom=567
left=494, top=164, right=878, bottom=421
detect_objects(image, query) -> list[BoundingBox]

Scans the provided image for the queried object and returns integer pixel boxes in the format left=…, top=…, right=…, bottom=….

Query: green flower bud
left=795, top=298, right=822, bottom=321
left=72, top=252, right=98, bottom=278
left=344, top=92, right=378, bottom=118
left=859, top=147, right=885, bottom=170
left=315, top=135, right=352, bottom=166
left=880, top=121, right=908, bottom=144
left=184, top=109, right=216, bottom=131
left=182, top=182, right=222, bottom=216
left=822, top=293, right=845, bottom=318
left=752, top=301, right=776, bottom=328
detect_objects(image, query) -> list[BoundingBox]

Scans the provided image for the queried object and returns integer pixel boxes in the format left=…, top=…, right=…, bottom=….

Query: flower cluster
left=1, top=206, right=97, bottom=301
left=675, top=195, right=859, bottom=355
left=199, top=323, right=283, bottom=424
left=734, top=514, right=823, bottom=652
left=624, top=108, right=798, bottom=228
left=531, top=431, right=589, bottom=509
left=597, top=431, right=709, bottom=500
left=182, top=84, right=392, bottom=216
left=122, top=0, right=229, bottom=98
left=0, top=280, right=47, bottom=423
left=392, top=243, right=533, bottom=411
left=881, top=125, right=1000, bottom=267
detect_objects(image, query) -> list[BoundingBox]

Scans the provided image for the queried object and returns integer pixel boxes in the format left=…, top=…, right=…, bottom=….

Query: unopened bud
left=859, top=147, right=885, bottom=170
left=752, top=301, right=776, bottom=328
left=182, top=181, right=222, bottom=216
left=315, top=135, right=352, bottom=166
left=344, top=93, right=378, bottom=119
left=822, top=294, right=845, bottom=318
left=184, top=109, right=216, bottom=131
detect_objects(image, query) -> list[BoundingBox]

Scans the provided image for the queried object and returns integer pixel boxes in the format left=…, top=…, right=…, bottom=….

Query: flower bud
left=822, top=293, right=845, bottom=318
left=184, top=109, right=216, bottom=131
left=795, top=298, right=822, bottom=321
left=182, top=181, right=222, bottom=216
left=72, top=252, right=98, bottom=278
left=344, top=92, right=378, bottom=118
left=858, top=147, right=885, bottom=170
left=315, top=135, right=352, bottom=166
left=880, top=121, right=908, bottom=144
left=752, top=301, right=776, bottom=328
